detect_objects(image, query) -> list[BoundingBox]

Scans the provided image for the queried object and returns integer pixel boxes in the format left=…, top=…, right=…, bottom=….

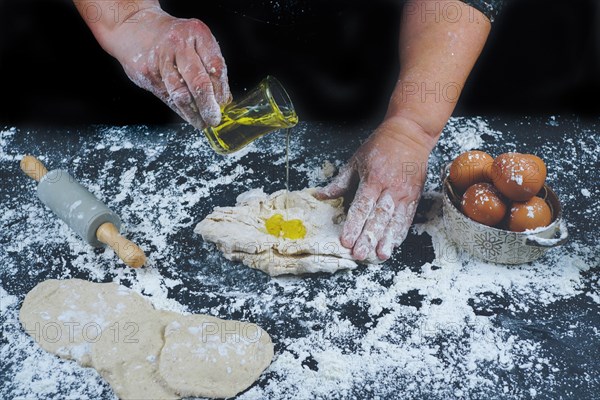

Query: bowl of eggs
left=442, top=150, right=568, bottom=264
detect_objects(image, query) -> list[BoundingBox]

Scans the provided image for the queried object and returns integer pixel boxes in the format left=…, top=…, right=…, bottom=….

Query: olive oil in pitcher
left=203, top=76, right=298, bottom=155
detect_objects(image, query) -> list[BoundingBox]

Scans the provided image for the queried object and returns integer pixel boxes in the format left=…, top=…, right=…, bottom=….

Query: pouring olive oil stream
left=201, top=76, right=306, bottom=239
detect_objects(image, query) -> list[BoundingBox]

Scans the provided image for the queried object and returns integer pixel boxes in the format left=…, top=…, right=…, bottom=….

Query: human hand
left=106, top=8, right=231, bottom=129
left=316, top=117, right=437, bottom=261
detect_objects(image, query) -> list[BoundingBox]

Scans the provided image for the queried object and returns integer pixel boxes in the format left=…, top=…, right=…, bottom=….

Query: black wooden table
left=0, top=116, right=598, bottom=399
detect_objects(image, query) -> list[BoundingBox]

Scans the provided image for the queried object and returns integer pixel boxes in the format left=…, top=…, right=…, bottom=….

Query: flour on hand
left=194, top=188, right=382, bottom=276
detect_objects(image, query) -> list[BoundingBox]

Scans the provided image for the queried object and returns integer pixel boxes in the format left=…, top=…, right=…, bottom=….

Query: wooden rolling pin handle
left=96, top=222, right=147, bottom=268
left=20, top=155, right=48, bottom=182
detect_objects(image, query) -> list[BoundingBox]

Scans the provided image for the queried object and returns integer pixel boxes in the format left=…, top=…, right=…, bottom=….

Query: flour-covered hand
left=105, top=8, right=231, bottom=129
left=316, top=117, right=436, bottom=261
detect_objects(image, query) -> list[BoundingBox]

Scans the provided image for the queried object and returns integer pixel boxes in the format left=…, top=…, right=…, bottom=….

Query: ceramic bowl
left=441, top=171, right=568, bottom=264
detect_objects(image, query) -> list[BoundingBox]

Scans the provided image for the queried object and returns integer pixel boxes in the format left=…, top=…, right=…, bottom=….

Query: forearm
left=387, top=0, right=491, bottom=139
left=73, top=0, right=162, bottom=57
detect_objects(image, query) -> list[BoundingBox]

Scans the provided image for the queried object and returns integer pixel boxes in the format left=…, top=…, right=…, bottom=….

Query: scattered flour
left=0, top=117, right=598, bottom=399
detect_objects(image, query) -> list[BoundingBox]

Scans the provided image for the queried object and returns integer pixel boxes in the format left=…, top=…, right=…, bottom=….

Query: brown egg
left=508, top=196, right=552, bottom=232
left=449, top=150, right=494, bottom=192
left=461, top=183, right=508, bottom=227
left=491, top=153, right=547, bottom=201
left=528, top=154, right=547, bottom=182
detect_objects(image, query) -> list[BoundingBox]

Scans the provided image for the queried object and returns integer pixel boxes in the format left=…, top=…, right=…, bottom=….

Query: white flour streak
left=1, top=118, right=598, bottom=399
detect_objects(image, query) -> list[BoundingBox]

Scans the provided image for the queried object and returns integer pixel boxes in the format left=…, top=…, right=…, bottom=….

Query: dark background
left=1, top=0, right=599, bottom=128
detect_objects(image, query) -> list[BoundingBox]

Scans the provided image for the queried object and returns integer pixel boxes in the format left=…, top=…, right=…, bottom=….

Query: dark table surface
left=0, top=116, right=599, bottom=399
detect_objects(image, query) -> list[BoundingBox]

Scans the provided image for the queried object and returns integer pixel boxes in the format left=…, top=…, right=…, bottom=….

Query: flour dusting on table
left=1, top=118, right=598, bottom=399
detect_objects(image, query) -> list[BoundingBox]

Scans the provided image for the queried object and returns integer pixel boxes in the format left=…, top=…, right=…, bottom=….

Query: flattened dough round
left=195, top=188, right=381, bottom=276
left=19, top=278, right=154, bottom=366
left=159, top=314, right=274, bottom=398
left=20, top=279, right=275, bottom=400
left=91, top=311, right=180, bottom=400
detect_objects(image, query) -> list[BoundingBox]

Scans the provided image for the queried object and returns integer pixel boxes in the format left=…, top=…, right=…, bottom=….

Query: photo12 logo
left=399, top=82, right=462, bottom=104
left=20, top=321, right=140, bottom=344
left=74, top=1, right=141, bottom=24
left=189, top=321, right=265, bottom=344
left=403, top=1, right=481, bottom=24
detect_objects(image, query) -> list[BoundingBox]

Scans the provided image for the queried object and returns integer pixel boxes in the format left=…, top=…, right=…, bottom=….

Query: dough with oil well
left=194, top=188, right=382, bottom=276
left=20, top=279, right=274, bottom=399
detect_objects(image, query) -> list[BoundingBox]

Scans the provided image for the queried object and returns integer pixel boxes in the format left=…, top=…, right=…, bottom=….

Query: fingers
left=314, top=164, right=356, bottom=200
left=319, top=165, right=417, bottom=260
left=376, top=198, right=419, bottom=260
left=194, top=31, right=231, bottom=106
left=341, top=183, right=380, bottom=249
left=353, top=191, right=395, bottom=260
left=160, top=56, right=205, bottom=129
left=156, top=19, right=230, bottom=129
left=175, top=47, right=221, bottom=126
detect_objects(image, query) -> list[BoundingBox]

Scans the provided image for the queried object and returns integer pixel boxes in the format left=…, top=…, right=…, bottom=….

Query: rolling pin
left=20, top=155, right=146, bottom=268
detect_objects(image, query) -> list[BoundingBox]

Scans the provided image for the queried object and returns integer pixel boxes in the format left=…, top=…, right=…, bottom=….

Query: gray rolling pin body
left=37, top=169, right=121, bottom=247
